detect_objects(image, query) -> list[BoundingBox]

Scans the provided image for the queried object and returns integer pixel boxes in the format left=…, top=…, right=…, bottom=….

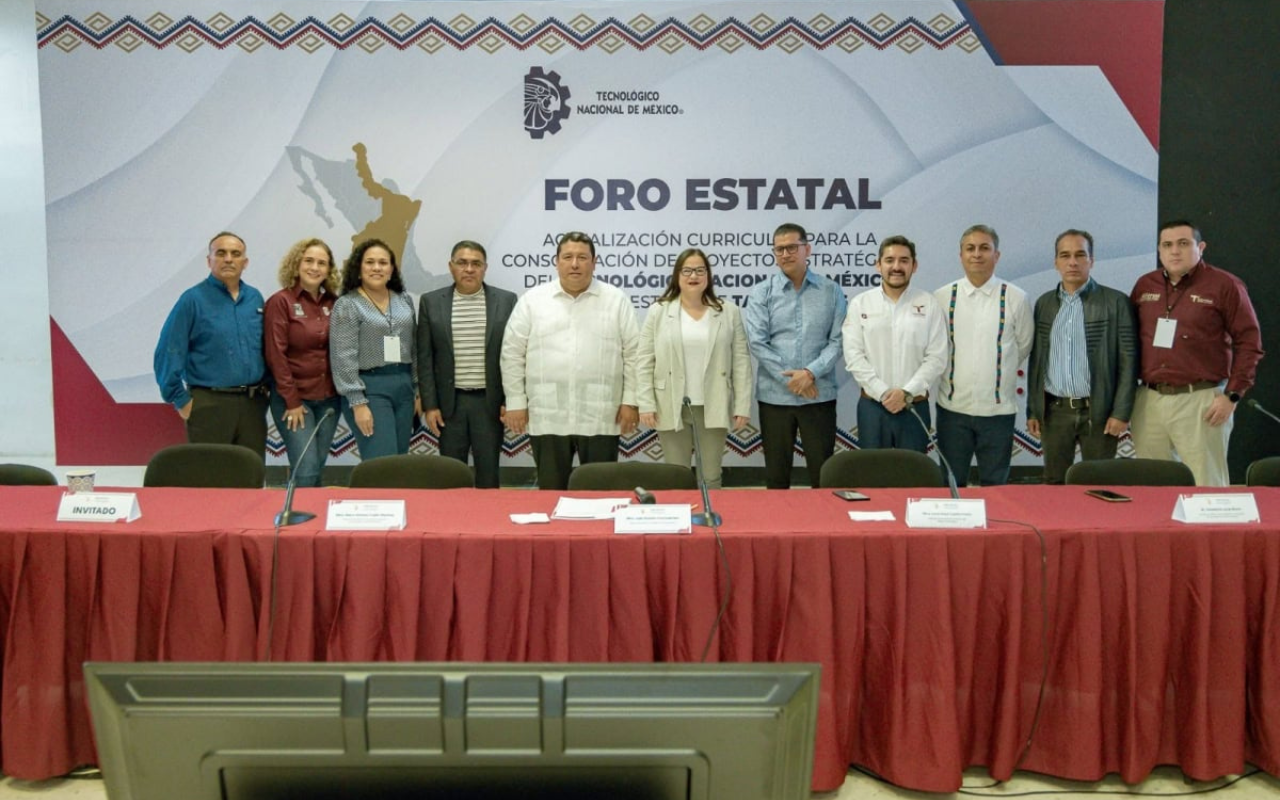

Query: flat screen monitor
left=84, top=661, right=820, bottom=800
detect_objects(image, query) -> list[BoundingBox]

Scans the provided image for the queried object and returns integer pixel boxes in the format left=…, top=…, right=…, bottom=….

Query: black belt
left=861, top=389, right=928, bottom=405
left=456, top=387, right=486, bottom=394
left=1048, top=394, right=1089, bottom=410
left=1147, top=380, right=1218, bottom=395
left=192, top=384, right=268, bottom=398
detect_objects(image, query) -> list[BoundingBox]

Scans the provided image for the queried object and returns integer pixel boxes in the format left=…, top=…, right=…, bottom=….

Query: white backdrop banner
left=37, top=1, right=1158, bottom=468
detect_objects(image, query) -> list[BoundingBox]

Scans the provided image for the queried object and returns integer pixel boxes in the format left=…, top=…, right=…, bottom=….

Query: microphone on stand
left=1247, top=398, right=1280, bottom=426
left=906, top=401, right=960, bottom=499
left=265, top=406, right=335, bottom=661
left=683, top=397, right=722, bottom=526
left=274, top=408, right=335, bottom=526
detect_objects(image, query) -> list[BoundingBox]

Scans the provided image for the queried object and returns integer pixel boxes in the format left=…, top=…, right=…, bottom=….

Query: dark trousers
left=856, top=396, right=930, bottom=454
left=935, top=405, right=1015, bottom=486
left=343, top=364, right=416, bottom=462
left=439, top=390, right=505, bottom=488
left=757, top=400, right=837, bottom=489
left=186, top=387, right=268, bottom=460
left=530, top=434, right=619, bottom=490
left=1041, top=400, right=1119, bottom=484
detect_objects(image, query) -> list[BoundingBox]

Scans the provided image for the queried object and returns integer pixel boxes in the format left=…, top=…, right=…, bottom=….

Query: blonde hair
left=276, top=238, right=339, bottom=294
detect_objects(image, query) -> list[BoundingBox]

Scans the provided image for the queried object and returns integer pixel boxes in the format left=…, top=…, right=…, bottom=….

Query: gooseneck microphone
left=1247, top=398, right=1280, bottom=426
left=264, top=406, right=335, bottom=661
left=906, top=402, right=960, bottom=499
left=275, top=407, right=336, bottom=527
left=683, top=397, right=722, bottom=526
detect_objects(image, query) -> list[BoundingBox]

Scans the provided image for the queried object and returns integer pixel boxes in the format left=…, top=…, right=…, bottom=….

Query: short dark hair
left=1055, top=229, right=1094, bottom=258
left=208, top=231, right=246, bottom=254
left=1158, top=218, right=1202, bottom=244
left=655, top=248, right=724, bottom=311
left=773, top=222, right=808, bottom=242
left=451, top=240, right=487, bottom=261
left=341, top=239, right=404, bottom=294
left=961, top=224, right=999, bottom=250
left=556, top=231, right=595, bottom=258
left=878, top=235, right=916, bottom=261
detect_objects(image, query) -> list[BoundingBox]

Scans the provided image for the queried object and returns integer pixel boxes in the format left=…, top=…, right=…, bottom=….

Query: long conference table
left=0, top=484, right=1277, bottom=792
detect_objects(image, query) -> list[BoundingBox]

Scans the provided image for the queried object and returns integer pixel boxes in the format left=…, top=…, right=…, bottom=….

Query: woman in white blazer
left=637, top=248, right=752, bottom=489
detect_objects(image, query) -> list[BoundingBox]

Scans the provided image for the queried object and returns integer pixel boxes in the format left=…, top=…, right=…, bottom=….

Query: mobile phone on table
left=832, top=490, right=870, bottom=501
left=1084, top=488, right=1131, bottom=502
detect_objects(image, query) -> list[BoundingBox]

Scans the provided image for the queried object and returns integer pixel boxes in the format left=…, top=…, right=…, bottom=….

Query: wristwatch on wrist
left=1227, top=390, right=1242, bottom=403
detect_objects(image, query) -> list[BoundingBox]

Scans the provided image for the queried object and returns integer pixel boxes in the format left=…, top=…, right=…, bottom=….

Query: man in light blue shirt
left=744, top=222, right=847, bottom=488
left=1026, top=229, right=1137, bottom=483
left=154, top=231, right=268, bottom=457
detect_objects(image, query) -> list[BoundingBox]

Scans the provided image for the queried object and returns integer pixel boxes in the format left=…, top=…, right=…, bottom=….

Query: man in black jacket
left=1026, top=230, right=1138, bottom=484
left=416, top=241, right=517, bottom=487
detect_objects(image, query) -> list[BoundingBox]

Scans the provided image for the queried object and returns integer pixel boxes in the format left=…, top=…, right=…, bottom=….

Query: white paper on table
left=848, top=510, right=896, bottom=522
left=1172, top=493, right=1260, bottom=524
left=510, top=513, right=551, bottom=524
left=905, top=498, right=987, bottom=529
left=56, top=491, right=141, bottom=523
left=551, top=497, right=631, bottom=520
left=325, top=499, right=407, bottom=530
left=614, top=504, right=693, bottom=534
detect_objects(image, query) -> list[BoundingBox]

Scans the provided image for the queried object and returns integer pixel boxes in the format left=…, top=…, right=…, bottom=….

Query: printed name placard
left=56, top=492, right=141, bottom=523
left=1172, top=493, right=1260, bottom=524
left=905, top=498, right=986, bottom=529
left=326, top=499, right=407, bottom=530
left=614, top=504, right=693, bottom=535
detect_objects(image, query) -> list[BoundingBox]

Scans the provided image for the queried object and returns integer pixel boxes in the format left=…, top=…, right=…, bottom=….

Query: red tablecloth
left=0, top=485, right=1277, bottom=791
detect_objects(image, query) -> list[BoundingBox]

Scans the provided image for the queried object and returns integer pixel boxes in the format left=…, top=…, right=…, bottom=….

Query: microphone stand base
left=275, top=510, right=316, bottom=527
left=692, top=512, right=722, bottom=527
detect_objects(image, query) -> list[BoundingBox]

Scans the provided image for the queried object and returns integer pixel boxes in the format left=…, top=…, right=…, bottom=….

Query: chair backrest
left=818, top=449, right=944, bottom=489
left=348, top=454, right=475, bottom=489
left=143, top=444, right=266, bottom=488
left=567, top=462, right=698, bottom=491
left=1064, top=457, right=1196, bottom=487
left=0, top=463, right=58, bottom=486
left=1245, top=456, right=1280, bottom=487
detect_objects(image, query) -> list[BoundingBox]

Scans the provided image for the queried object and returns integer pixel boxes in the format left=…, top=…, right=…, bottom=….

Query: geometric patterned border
left=37, top=11, right=981, bottom=55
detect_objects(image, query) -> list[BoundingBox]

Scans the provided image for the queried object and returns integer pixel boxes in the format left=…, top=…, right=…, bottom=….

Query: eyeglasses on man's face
left=451, top=259, right=486, bottom=271
left=772, top=243, right=805, bottom=257
left=679, top=267, right=708, bottom=277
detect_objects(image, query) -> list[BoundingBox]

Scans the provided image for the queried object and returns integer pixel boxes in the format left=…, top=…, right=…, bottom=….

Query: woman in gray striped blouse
left=330, top=239, right=420, bottom=461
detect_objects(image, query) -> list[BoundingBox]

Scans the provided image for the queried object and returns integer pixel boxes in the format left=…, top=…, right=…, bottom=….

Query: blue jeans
left=856, top=396, right=930, bottom=453
left=934, top=405, right=1015, bottom=486
left=269, top=393, right=340, bottom=487
left=343, top=364, right=416, bottom=462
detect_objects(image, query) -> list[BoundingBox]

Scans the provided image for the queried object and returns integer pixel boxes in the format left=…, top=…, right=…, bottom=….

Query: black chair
left=143, top=444, right=266, bottom=488
left=0, top=463, right=58, bottom=486
left=348, top=454, right=474, bottom=489
left=818, top=449, right=944, bottom=489
left=1245, top=456, right=1280, bottom=487
left=567, top=462, right=697, bottom=491
left=1064, top=458, right=1196, bottom=487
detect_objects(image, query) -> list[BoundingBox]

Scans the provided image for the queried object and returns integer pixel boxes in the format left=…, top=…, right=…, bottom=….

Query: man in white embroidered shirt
left=933, top=225, right=1034, bottom=486
left=843, top=235, right=948, bottom=452
left=501, top=232, right=641, bottom=489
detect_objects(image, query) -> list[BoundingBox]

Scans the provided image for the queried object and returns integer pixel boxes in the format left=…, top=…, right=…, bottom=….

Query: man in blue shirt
left=1025, top=229, right=1137, bottom=483
left=745, top=223, right=847, bottom=488
left=154, top=231, right=269, bottom=457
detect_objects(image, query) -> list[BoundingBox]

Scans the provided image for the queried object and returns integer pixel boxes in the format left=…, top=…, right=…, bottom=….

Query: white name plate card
left=326, top=499, right=407, bottom=531
left=1172, top=493, right=1260, bottom=524
left=614, top=504, right=693, bottom=535
left=905, top=498, right=987, bottom=529
left=56, top=492, right=141, bottom=523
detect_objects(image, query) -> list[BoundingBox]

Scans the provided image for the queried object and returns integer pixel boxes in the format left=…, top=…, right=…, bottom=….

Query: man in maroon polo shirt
left=1129, top=220, right=1264, bottom=486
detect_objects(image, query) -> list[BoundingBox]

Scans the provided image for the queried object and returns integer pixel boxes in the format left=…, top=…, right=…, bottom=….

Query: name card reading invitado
left=1173, top=493, right=1261, bottom=524
left=905, top=498, right=987, bottom=529
left=57, top=492, right=141, bottom=523
left=325, top=499, right=407, bottom=531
